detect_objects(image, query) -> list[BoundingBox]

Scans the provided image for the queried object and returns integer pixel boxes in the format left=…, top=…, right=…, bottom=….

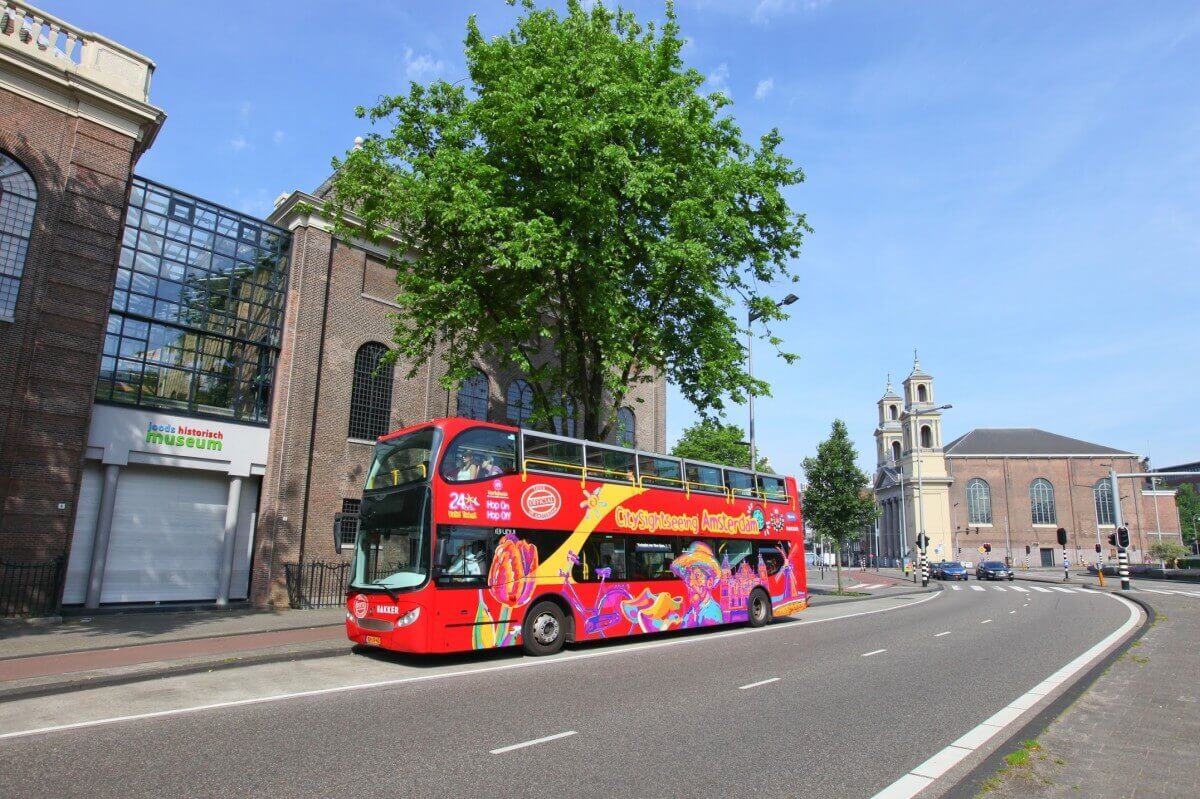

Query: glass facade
left=96, top=177, right=289, bottom=424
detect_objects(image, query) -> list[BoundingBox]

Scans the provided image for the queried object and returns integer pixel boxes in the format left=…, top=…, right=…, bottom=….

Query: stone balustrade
left=0, top=0, right=154, bottom=104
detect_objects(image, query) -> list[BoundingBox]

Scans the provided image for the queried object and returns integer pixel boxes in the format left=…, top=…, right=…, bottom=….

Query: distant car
left=937, top=561, right=968, bottom=581
left=976, top=560, right=1014, bottom=581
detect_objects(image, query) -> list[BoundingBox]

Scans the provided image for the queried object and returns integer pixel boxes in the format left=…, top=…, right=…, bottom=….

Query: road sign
left=977, top=546, right=985, bottom=554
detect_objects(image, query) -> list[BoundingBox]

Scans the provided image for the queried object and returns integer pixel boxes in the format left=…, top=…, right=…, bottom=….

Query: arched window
left=616, top=406, right=635, bottom=447
left=505, top=379, right=533, bottom=426
left=1094, top=479, right=1115, bottom=526
left=889, top=404, right=898, bottom=420
left=967, top=478, right=992, bottom=525
left=917, top=384, right=927, bottom=403
left=0, top=152, right=38, bottom=320
left=456, top=370, right=489, bottom=420
left=1030, top=478, right=1057, bottom=525
left=348, top=342, right=393, bottom=440
left=891, top=440, right=901, bottom=463
left=920, top=424, right=933, bottom=448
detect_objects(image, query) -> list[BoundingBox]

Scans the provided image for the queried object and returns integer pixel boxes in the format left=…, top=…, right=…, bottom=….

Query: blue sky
left=52, top=1, right=1200, bottom=474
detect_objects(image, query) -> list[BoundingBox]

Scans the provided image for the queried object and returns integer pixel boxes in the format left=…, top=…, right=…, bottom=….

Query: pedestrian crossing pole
left=917, top=533, right=929, bottom=587
left=1057, top=528, right=1069, bottom=581
left=1109, top=469, right=1130, bottom=591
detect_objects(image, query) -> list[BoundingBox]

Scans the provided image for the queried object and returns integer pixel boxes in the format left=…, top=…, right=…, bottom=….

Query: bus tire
left=522, top=601, right=566, bottom=656
left=747, top=589, right=773, bottom=628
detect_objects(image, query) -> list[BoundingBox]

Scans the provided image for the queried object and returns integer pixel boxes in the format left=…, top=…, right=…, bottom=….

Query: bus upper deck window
left=441, top=428, right=518, bottom=483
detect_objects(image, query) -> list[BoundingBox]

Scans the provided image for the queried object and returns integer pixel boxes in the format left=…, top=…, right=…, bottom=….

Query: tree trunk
left=835, top=555, right=842, bottom=593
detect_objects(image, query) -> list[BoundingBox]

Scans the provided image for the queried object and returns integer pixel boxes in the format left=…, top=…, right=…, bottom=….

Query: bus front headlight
left=396, top=608, right=420, bottom=628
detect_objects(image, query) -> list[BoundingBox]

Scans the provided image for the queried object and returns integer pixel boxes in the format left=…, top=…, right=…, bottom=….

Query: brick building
left=870, top=358, right=1182, bottom=568
left=0, top=3, right=666, bottom=614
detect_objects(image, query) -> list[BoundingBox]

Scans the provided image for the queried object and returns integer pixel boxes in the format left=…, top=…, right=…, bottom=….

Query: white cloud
left=706, top=63, right=731, bottom=97
left=229, top=135, right=248, bottom=151
left=273, top=130, right=285, bottom=145
left=755, top=77, right=774, bottom=101
left=751, top=0, right=830, bottom=26
left=404, top=47, right=445, bottom=82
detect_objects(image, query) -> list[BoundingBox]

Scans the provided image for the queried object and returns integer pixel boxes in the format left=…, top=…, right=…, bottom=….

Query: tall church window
left=506, top=379, right=533, bottom=426
left=967, top=478, right=992, bottom=525
left=0, top=152, right=38, bottom=321
left=1030, top=478, right=1057, bottom=525
left=349, top=342, right=393, bottom=440
left=920, top=425, right=933, bottom=448
left=456, top=370, right=490, bottom=420
left=889, top=404, right=898, bottom=420
left=1094, top=479, right=1115, bottom=526
left=917, top=384, right=927, bottom=403
left=891, top=441, right=901, bottom=463
left=616, top=406, right=635, bottom=447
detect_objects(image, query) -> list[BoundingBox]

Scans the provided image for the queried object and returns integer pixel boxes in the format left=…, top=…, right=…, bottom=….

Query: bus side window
left=638, top=455, right=682, bottom=489
left=718, top=539, right=754, bottom=574
left=572, top=534, right=627, bottom=582
left=755, top=543, right=787, bottom=576
left=758, top=474, right=787, bottom=502
left=725, top=469, right=756, bottom=498
left=435, top=525, right=493, bottom=585
left=440, top=428, right=517, bottom=483
left=524, top=434, right=584, bottom=477
left=684, top=462, right=724, bottom=494
left=629, top=538, right=678, bottom=580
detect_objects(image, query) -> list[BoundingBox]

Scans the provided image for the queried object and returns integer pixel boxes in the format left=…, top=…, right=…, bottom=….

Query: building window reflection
left=95, top=177, right=289, bottom=424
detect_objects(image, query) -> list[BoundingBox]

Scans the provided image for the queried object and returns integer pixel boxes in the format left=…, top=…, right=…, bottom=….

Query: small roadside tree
left=325, top=0, right=808, bottom=439
left=1148, top=539, right=1188, bottom=568
left=802, top=420, right=877, bottom=593
left=671, top=419, right=772, bottom=471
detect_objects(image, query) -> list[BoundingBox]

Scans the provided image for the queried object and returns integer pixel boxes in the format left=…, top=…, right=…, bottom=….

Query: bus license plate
left=365, top=635, right=381, bottom=646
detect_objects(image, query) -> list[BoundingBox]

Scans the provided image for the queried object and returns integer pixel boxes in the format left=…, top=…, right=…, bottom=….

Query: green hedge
left=1178, top=556, right=1200, bottom=570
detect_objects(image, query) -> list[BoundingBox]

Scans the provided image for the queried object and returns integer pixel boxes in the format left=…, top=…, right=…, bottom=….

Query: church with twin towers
left=872, top=356, right=953, bottom=566
left=870, top=356, right=1182, bottom=569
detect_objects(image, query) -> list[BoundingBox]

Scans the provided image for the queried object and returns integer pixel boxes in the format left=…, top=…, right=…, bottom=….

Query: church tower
left=899, top=353, right=953, bottom=561
left=874, top=376, right=904, bottom=468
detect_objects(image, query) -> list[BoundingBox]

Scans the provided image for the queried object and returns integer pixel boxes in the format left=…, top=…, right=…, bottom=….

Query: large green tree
left=802, top=420, right=878, bottom=592
left=1176, top=483, right=1200, bottom=550
left=325, top=0, right=808, bottom=440
left=671, top=419, right=772, bottom=471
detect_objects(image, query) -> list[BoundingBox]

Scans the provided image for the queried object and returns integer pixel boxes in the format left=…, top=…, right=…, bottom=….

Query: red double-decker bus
left=344, top=417, right=807, bottom=656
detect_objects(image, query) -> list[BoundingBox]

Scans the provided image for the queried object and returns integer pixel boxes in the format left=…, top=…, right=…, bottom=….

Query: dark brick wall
left=0, top=87, right=135, bottom=563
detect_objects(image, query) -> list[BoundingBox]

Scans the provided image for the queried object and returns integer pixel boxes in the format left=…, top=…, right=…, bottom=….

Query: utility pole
left=1110, top=468, right=1130, bottom=591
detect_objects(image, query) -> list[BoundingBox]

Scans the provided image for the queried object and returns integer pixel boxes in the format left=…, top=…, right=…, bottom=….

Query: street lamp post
left=909, top=402, right=952, bottom=587
left=747, top=294, right=798, bottom=471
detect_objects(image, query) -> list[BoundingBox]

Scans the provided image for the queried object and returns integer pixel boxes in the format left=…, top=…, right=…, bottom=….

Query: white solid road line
left=950, top=585, right=962, bottom=591
left=970, top=585, right=985, bottom=592
left=1010, top=586, right=1029, bottom=593
left=1049, top=587, right=1076, bottom=594
left=490, top=730, right=577, bottom=755
left=861, top=649, right=887, bottom=657
left=0, top=590, right=945, bottom=742
left=980, top=619, right=992, bottom=624
left=738, top=677, right=781, bottom=690
left=1009, top=610, right=1016, bottom=614
left=991, top=586, right=1007, bottom=591
left=935, top=631, right=951, bottom=637
left=1030, top=586, right=1053, bottom=593
left=869, top=592, right=1141, bottom=799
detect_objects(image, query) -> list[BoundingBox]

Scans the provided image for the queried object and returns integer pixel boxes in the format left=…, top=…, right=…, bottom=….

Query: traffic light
left=915, top=533, right=928, bottom=550
left=1108, top=532, right=1117, bottom=547
left=1095, top=543, right=1102, bottom=554
left=1025, top=545, right=1031, bottom=555
left=1056, top=527, right=1068, bottom=547
left=1116, top=526, right=1130, bottom=549
left=984, top=543, right=992, bottom=553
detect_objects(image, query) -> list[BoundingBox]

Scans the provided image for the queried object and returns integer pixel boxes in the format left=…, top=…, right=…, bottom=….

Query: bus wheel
left=747, top=589, right=773, bottom=628
left=522, top=601, right=566, bottom=656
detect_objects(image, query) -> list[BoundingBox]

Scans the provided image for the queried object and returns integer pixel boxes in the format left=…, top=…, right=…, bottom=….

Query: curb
left=941, top=590, right=1155, bottom=799
left=0, top=640, right=351, bottom=704
left=808, top=585, right=940, bottom=605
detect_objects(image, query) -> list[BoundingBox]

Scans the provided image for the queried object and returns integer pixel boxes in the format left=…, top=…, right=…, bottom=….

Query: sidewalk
left=961, top=582, right=1198, bottom=798
left=0, top=606, right=347, bottom=698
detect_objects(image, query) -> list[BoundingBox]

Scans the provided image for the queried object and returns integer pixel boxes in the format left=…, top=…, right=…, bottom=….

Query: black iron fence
left=0, top=557, right=64, bottom=617
left=284, top=561, right=351, bottom=609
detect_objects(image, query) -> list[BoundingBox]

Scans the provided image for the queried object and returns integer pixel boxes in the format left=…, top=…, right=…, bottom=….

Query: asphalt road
left=0, top=583, right=1136, bottom=799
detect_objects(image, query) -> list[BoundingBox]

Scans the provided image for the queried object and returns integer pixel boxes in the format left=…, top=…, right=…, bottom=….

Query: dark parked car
left=976, top=560, right=1014, bottom=580
left=937, top=561, right=968, bottom=581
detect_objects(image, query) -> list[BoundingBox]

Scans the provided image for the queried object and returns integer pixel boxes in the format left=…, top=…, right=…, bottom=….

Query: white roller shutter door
left=99, top=465, right=228, bottom=603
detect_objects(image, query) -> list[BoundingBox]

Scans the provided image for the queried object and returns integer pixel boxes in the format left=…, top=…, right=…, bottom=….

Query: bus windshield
left=365, top=428, right=439, bottom=491
left=351, top=486, right=430, bottom=591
